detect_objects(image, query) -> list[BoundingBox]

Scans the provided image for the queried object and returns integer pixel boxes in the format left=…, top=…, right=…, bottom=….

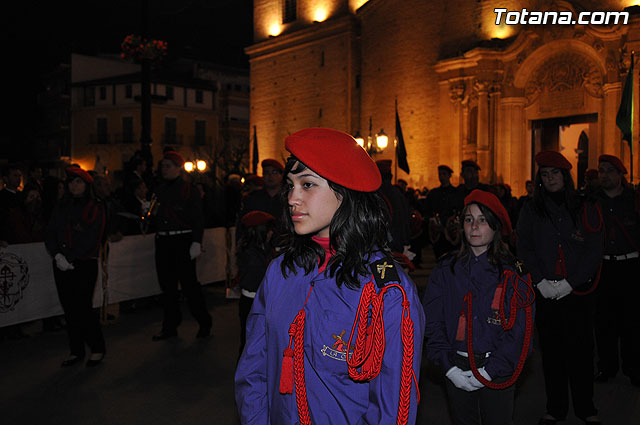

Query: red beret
left=261, top=159, right=284, bottom=172
left=464, top=189, right=513, bottom=236
left=241, top=211, right=275, bottom=227
left=376, top=159, right=392, bottom=174
left=461, top=160, right=481, bottom=170
left=285, top=127, right=381, bottom=192
left=535, top=151, right=572, bottom=170
left=163, top=151, right=185, bottom=167
left=599, top=154, right=627, bottom=174
left=438, top=165, right=453, bottom=174
left=65, top=166, right=94, bottom=184
left=584, top=168, right=599, bottom=181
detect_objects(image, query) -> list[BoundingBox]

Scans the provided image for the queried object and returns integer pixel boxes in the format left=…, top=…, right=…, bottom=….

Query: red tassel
left=279, top=347, right=294, bottom=394
left=491, top=285, right=503, bottom=310
left=455, top=313, right=466, bottom=341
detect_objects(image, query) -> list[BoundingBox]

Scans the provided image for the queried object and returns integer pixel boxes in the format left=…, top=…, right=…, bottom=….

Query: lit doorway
left=531, top=113, right=597, bottom=187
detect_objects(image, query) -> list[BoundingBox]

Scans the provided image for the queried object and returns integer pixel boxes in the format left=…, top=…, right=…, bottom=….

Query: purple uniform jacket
left=423, top=252, right=534, bottom=380
left=234, top=251, right=425, bottom=424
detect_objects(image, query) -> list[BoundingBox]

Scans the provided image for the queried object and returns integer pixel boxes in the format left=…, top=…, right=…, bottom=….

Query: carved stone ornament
left=524, top=52, right=603, bottom=104
left=449, top=81, right=465, bottom=104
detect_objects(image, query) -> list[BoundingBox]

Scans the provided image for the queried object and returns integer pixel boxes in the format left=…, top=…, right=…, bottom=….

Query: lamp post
left=354, top=117, right=388, bottom=157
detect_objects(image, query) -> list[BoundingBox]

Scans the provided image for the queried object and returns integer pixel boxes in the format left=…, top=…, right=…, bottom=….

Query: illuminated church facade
left=246, top=0, right=640, bottom=193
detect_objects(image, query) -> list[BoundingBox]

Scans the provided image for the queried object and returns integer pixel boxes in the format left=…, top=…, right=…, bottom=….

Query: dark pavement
left=1, top=248, right=638, bottom=425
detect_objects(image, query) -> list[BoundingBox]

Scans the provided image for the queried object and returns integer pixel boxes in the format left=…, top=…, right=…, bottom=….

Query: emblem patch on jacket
left=321, top=330, right=352, bottom=361
left=370, top=257, right=400, bottom=288
left=571, top=230, right=585, bottom=242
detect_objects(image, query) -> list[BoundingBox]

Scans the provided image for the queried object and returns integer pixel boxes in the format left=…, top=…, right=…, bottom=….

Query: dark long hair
left=279, top=156, right=391, bottom=289
left=451, top=202, right=515, bottom=273
left=533, top=168, right=581, bottom=224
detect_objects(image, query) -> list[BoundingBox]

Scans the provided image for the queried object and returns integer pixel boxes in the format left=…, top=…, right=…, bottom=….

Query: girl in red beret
left=517, top=151, right=604, bottom=425
left=423, top=189, right=535, bottom=425
left=235, top=128, right=424, bottom=424
left=45, top=166, right=106, bottom=367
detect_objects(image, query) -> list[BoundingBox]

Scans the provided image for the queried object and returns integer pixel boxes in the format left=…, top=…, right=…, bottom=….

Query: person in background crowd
left=45, top=166, right=106, bottom=367
left=517, top=151, right=604, bottom=425
left=93, top=173, right=124, bottom=243
left=235, top=128, right=424, bottom=424
left=396, top=178, right=408, bottom=193
left=235, top=210, right=275, bottom=355
left=237, top=159, right=285, bottom=243
left=376, top=159, right=412, bottom=256
left=27, top=165, right=44, bottom=193
left=224, top=174, right=243, bottom=228
left=1, top=183, right=46, bottom=245
left=0, top=164, right=24, bottom=225
left=457, top=160, right=491, bottom=203
left=593, top=154, right=640, bottom=387
left=122, top=178, right=151, bottom=235
left=426, top=165, right=461, bottom=258
left=423, top=189, right=535, bottom=425
left=150, top=151, right=212, bottom=341
left=581, top=169, right=600, bottom=197
left=494, top=183, right=519, bottom=228
left=242, top=174, right=264, bottom=196
left=517, top=180, right=534, bottom=213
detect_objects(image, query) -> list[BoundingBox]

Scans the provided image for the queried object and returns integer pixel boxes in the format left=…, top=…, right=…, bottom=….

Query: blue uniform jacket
left=234, top=251, right=425, bottom=424
left=516, top=199, right=603, bottom=287
left=423, top=252, right=533, bottom=380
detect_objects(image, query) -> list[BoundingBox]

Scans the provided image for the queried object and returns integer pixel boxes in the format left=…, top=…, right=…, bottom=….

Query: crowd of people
left=1, top=131, right=638, bottom=424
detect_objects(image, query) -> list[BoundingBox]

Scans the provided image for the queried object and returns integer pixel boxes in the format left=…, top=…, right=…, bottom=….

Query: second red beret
left=535, top=151, right=572, bottom=170
left=464, top=189, right=513, bottom=236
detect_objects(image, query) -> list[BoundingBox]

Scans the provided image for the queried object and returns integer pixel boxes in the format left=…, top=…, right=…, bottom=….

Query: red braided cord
left=346, top=279, right=416, bottom=425
left=292, top=309, right=311, bottom=425
left=463, top=270, right=535, bottom=390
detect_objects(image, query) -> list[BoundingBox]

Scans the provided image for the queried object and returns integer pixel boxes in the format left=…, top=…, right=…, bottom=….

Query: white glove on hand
left=403, top=245, right=416, bottom=261
left=55, top=253, right=75, bottom=271
left=468, top=367, right=492, bottom=389
left=189, top=242, right=202, bottom=260
left=536, top=279, right=558, bottom=299
left=554, top=278, right=573, bottom=299
left=446, top=366, right=478, bottom=392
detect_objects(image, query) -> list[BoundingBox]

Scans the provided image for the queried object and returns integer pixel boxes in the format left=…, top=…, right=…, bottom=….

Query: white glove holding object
left=55, top=253, right=75, bottom=271
left=468, top=367, right=492, bottom=389
left=553, top=278, right=573, bottom=299
left=446, top=366, right=478, bottom=392
left=189, top=242, right=202, bottom=260
left=536, top=279, right=558, bottom=299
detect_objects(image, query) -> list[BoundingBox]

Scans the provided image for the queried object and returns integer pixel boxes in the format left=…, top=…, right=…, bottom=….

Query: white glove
left=55, top=253, right=75, bottom=271
left=536, top=279, right=558, bottom=299
left=189, top=242, right=202, bottom=260
left=553, top=278, right=573, bottom=300
left=403, top=245, right=416, bottom=261
left=468, top=367, right=492, bottom=389
left=445, top=366, right=478, bottom=392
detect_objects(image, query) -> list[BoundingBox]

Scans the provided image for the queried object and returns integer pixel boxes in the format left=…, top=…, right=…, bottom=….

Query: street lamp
left=355, top=117, right=388, bottom=156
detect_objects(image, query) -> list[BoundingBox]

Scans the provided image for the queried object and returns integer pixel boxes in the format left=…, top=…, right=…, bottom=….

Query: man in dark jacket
left=151, top=151, right=212, bottom=341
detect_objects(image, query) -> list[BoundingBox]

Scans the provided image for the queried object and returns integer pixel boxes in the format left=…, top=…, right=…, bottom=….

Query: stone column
left=602, top=82, right=622, bottom=158
left=498, top=97, right=528, bottom=196
left=475, top=79, right=491, bottom=181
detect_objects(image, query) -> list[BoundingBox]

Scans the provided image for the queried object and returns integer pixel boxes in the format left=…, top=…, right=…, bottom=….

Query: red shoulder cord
left=571, top=203, right=603, bottom=295
left=462, top=270, right=535, bottom=390
left=346, top=278, right=418, bottom=425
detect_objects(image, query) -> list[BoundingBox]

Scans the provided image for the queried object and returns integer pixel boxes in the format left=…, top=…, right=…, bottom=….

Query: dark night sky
left=4, top=0, right=253, bottom=158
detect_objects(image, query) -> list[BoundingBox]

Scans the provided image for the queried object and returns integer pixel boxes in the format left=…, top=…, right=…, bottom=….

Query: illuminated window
left=283, top=0, right=297, bottom=24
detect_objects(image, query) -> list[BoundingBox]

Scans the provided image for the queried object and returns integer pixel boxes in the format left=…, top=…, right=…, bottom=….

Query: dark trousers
left=238, top=294, right=255, bottom=354
left=445, top=379, right=515, bottom=425
left=154, top=233, right=211, bottom=334
left=536, top=294, right=597, bottom=420
left=53, top=259, right=105, bottom=357
left=595, top=258, right=640, bottom=380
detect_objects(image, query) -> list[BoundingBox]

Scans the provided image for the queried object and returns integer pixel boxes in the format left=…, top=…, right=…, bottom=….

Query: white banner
left=0, top=228, right=235, bottom=328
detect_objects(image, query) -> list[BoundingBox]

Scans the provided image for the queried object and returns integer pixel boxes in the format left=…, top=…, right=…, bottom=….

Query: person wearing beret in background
left=376, top=158, right=412, bottom=255
left=516, top=151, right=604, bottom=425
left=235, top=128, right=424, bottom=425
left=457, top=160, right=491, bottom=205
left=45, top=165, right=107, bottom=367
left=237, top=158, right=286, bottom=244
left=593, top=154, right=640, bottom=387
left=236, top=210, right=276, bottom=355
left=426, top=164, right=462, bottom=258
left=150, top=151, right=212, bottom=341
left=423, top=189, right=535, bottom=425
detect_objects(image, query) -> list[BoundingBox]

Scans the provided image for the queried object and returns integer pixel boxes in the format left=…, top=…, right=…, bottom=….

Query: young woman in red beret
left=517, top=151, right=604, bottom=425
left=45, top=166, right=106, bottom=367
left=235, top=128, right=424, bottom=424
left=423, top=189, right=535, bottom=425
